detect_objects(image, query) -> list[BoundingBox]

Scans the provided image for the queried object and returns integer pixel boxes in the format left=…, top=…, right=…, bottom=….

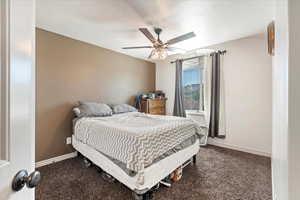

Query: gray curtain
left=209, top=52, right=223, bottom=138
left=173, top=60, right=186, bottom=117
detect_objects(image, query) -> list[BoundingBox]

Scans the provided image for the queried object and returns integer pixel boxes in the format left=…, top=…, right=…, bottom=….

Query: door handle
left=12, top=170, right=41, bottom=192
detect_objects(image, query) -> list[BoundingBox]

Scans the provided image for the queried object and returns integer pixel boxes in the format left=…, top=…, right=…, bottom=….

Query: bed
left=72, top=111, right=206, bottom=199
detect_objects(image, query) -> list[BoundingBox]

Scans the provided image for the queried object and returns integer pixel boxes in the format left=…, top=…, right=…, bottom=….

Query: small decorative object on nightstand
left=140, top=99, right=167, bottom=115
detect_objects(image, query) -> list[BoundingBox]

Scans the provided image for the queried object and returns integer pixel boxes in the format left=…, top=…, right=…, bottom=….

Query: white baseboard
left=36, top=152, right=78, bottom=168
left=208, top=139, right=271, bottom=157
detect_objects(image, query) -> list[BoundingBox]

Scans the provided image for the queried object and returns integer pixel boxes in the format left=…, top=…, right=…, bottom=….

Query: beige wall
left=156, top=34, right=272, bottom=156
left=36, top=29, right=155, bottom=161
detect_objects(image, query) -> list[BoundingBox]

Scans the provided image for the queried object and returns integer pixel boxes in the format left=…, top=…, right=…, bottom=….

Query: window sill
left=186, top=110, right=205, bottom=116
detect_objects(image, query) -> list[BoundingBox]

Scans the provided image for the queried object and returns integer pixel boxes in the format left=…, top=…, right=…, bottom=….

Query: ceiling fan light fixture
left=123, top=28, right=196, bottom=60
left=149, top=48, right=168, bottom=60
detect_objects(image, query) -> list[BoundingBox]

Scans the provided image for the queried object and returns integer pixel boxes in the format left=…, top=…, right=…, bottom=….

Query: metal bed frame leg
left=192, top=155, right=196, bottom=165
left=132, top=190, right=154, bottom=200
left=83, top=157, right=92, bottom=168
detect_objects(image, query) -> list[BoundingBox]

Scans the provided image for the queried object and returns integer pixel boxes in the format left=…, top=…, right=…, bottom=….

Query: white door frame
left=0, top=0, right=9, bottom=163
left=0, top=0, right=36, bottom=199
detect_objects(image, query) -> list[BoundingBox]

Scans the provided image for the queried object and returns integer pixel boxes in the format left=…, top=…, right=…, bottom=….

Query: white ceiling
left=36, top=0, right=275, bottom=61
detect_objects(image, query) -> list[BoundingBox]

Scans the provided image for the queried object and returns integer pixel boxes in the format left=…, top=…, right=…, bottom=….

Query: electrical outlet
left=66, top=137, right=72, bottom=145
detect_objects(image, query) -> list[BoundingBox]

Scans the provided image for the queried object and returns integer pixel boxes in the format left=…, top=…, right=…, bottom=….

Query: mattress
left=73, top=112, right=206, bottom=184
left=96, top=135, right=197, bottom=176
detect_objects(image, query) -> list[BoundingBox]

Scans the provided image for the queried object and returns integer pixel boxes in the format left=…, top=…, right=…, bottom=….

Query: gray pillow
left=74, top=102, right=112, bottom=117
left=111, top=104, right=137, bottom=114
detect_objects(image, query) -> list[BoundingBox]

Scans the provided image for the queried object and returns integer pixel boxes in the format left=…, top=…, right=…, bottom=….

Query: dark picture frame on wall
left=267, top=21, right=275, bottom=56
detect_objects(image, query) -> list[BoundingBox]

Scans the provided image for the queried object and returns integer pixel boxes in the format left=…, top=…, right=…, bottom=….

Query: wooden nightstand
left=140, top=99, right=167, bottom=115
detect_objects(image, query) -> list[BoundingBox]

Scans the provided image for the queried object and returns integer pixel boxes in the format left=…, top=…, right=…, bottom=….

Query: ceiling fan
left=122, top=28, right=196, bottom=60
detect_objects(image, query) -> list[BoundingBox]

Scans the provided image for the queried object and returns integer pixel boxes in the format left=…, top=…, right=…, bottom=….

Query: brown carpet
left=36, top=145, right=272, bottom=200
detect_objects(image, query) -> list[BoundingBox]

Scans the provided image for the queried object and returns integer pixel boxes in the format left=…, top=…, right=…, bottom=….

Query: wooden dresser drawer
left=139, top=98, right=167, bottom=115
left=149, top=107, right=165, bottom=115
left=149, top=100, right=165, bottom=109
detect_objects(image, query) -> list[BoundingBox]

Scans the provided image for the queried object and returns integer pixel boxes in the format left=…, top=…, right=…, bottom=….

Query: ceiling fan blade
left=122, top=46, right=153, bottom=49
left=166, top=32, right=196, bottom=45
left=139, top=28, right=158, bottom=44
left=167, top=47, right=187, bottom=53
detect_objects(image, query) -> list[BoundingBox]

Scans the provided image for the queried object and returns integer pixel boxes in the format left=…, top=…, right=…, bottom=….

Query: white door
left=0, top=0, right=36, bottom=199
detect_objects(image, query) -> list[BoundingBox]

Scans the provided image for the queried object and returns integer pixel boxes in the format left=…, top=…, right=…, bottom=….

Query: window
left=182, top=57, right=204, bottom=112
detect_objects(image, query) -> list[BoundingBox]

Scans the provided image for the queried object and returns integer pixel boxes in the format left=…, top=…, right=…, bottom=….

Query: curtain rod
left=170, top=50, right=227, bottom=64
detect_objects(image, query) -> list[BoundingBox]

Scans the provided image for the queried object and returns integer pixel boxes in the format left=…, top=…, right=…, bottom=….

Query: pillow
left=111, top=104, right=137, bottom=114
left=73, top=107, right=81, bottom=117
left=73, top=102, right=112, bottom=117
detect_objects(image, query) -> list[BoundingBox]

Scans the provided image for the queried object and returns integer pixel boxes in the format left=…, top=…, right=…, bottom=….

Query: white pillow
left=111, top=104, right=137, bottom=114
left=73, top=102, right=113, bottom=117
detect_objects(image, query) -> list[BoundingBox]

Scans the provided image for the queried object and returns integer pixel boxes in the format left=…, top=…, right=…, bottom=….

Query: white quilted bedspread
left=74, top=112, right=205, bottom=184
